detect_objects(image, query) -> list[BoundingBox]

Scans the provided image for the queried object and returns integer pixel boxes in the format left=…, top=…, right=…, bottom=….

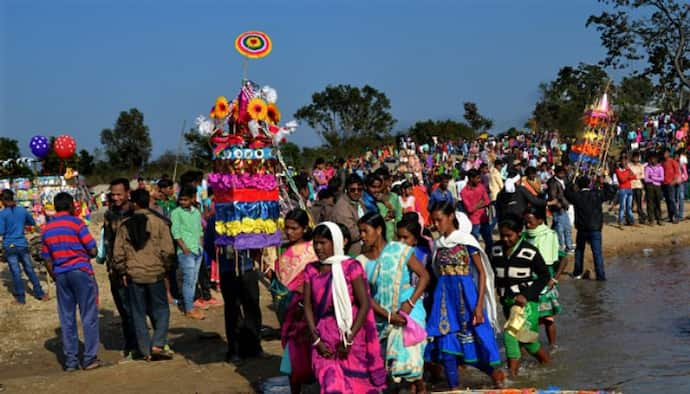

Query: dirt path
left=1, top=215, right=689, bottom=393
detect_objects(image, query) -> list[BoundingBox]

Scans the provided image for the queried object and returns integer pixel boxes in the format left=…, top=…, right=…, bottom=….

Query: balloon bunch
left=28, top=134, right=77, bottom=159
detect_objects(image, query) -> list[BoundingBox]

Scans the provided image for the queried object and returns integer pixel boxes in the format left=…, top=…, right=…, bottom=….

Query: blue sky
left=1, top=0, right=608, bottom=157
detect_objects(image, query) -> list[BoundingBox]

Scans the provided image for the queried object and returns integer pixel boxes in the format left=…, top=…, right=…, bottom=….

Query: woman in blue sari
left=358, top=213, right=430, bottom=393
left=426, top=201, right=505, bottom=389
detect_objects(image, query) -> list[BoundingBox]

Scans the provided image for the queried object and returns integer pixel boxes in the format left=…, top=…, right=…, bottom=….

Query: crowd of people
left=1, top=111, right=689, bottom=391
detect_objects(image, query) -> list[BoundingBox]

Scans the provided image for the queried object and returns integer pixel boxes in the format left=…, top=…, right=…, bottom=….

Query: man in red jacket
left=614, top=156, right=636, bottom=226
left=662, top=148, right=680, bottom=223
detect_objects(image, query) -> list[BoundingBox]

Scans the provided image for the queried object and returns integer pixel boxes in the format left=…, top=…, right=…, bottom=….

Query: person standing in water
left=491, top=216, right=550, bottom=377
left=523, top=205, right=565, bottom=349
left=425, top=201, right=505, bottom=389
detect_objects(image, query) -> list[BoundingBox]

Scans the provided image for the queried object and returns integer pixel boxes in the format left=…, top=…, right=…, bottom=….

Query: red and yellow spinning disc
left=235, top=31, right=272, bottom=59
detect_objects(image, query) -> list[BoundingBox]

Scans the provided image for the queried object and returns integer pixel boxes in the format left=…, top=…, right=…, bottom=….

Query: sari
left=361, top=242, right=426, bottom=382
left=305, top=259, right=387, bottom=394
left=275, top=241, right=317, bottom=383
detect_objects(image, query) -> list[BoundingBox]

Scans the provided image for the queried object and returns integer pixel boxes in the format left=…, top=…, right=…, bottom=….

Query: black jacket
left=547, top=176, right=569, bottom=211
left=565, top=184, right=605, bottom=231
left=495, top=185, right=546, bottom=222
left=491, top=240, right=550, bottom=303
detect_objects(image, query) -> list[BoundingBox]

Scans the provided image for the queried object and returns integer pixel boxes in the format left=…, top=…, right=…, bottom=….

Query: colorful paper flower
left=247, top=98, right=268, bottom=121
left=231, top=100, right=240, bottom=121
left=211, top=96, right=230, bottom=119
left=266, top=103, right=281, bottom=124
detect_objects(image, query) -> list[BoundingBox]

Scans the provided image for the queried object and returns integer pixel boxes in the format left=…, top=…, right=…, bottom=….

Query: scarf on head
left=504, top=174, right=521, bottom=193
left=524, top=224, right=559, bottom=265
left=456, top=211, right=473, bottom=235
left=434, top=226, right=500, bottom=332
left=320, top=222, right=354, bottom=345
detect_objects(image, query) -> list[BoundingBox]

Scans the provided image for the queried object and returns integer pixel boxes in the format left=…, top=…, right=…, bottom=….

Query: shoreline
left=0, top=219, right=688, bottom=392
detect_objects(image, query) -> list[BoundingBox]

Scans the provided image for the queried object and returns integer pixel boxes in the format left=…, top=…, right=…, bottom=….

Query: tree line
left=1, top=0, right=687, bottom=178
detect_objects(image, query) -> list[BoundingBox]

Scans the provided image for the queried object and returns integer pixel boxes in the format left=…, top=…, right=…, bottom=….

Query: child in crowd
left=171, top=186, right=205, bottom=320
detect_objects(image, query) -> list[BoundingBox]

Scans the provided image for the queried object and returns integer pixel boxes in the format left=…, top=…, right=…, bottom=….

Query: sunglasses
left=348, top=187, right=363, bottom=192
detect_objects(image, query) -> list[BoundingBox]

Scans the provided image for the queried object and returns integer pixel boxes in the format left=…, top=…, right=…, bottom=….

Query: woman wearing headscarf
left=303, top=222, right=387, bottom=393
left=523, top=205, right=565, bottom=348
left=425, top=201, right=505, bottom=389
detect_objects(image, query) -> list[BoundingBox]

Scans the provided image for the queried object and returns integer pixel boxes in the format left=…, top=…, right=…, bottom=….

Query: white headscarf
left=433, top=215, right=500, bottom=332
left=504, top=174, right=521, bottom=193
left=319, top=222, right=354, bottom=345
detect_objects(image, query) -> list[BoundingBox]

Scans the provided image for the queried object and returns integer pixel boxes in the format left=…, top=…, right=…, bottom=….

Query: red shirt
left=461, top=184, right=489, bottom=225
left=615, top=167, right=636, bottom=190
left=663, top=159, right=680, bottom=185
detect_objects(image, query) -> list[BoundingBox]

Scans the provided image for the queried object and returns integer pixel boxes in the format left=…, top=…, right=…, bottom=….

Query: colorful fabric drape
left=305, top=259, right=387, bottom=393
left=362, top=242, right=426, bottom=382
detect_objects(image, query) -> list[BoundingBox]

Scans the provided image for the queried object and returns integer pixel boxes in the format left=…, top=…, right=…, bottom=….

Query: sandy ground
left=1, top=206, right=689, bottom=393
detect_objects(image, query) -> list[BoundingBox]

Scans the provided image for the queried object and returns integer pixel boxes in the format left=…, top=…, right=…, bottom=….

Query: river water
left=261, top=248, right=690, bottom=393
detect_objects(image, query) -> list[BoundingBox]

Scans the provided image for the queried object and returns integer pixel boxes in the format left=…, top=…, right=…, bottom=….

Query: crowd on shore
left=1, top=112, right=689, bottom=392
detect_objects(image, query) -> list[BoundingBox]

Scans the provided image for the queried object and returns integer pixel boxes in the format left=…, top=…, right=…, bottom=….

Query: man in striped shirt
left=41, top=192, right=100, bottom=371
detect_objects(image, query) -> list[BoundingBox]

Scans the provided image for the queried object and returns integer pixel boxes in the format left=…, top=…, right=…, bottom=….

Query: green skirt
left=538, top=266, right=561, bottom=318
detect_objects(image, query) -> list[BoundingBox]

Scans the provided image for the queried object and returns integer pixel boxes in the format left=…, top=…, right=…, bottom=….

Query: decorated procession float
left=569, top=92, right=616, bottom=178
left=193, top=31, right=300, bottom=272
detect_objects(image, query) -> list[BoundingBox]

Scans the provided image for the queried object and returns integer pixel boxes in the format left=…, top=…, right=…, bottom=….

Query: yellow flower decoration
left=218, top=219, right=280, bottom=236
left=247, top=98, right=268, bottom=121
left=212, top=96, right=230, bottom=119
left=266, top=103, right=281, bottom=125
left=215, top=221, right=225, bottom=235
left=225, top=221, right=243, bottom=236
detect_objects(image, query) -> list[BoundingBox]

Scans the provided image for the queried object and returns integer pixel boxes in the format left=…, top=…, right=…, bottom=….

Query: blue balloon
left=29, top=135, right=50, bottom=158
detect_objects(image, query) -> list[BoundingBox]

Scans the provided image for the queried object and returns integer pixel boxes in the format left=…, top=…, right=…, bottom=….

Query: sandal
left=83, top=360, right=102, bottom=371
left=151, top=346, right=174, bottom=360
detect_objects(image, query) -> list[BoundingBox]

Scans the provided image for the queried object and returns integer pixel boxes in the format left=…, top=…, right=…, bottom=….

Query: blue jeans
left=127, top=279, right=170, bottom=357
left=573, top=230, right=606, bottom=281
left=617, top=188, right=634, bottom=224
left=471, top=223, right=493, bottom=251
left=662, top=184, right=677, bottom=221
left=4, top=245, right=45, bottom=303
left=55, top=270, right=100, bottom=369
left=551, top=210, right=573, bottom=251
left=177, top=252, right=202, bottom=312
left=676, top=183, right=685, bottom=220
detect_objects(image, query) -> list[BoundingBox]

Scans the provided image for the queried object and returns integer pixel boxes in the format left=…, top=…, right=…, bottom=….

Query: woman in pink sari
left=275, top=209, right=318, bottom=394
left=304, top=222, right=387, bottom=394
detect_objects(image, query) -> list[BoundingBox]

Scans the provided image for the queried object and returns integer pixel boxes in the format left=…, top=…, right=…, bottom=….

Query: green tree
left=463, top=102, right=494, bottom=134
left=405, top=119, right=476, bottom=144
left=76, top=149, right=95, bottom=176
left=148, top=150, right=182, bottom=175
left=587, top=0, right=690, bottom=108
left=100, top=108, right=152, bottom=171
left=0, top=137, right=20, bottom=160
left=0, top=137, right=32, bottom=177
left=615, top=75, right=656, bottom=126
left=294, top=84, right=396, bottom=150
left=183, top=129, right=211, bottom=169
left=532, top=63, right=610, bottom=136
left=279, top=141, right=302, bottom=169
